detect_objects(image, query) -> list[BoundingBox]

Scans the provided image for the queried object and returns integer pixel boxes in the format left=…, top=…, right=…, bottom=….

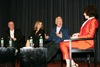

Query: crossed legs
left=60, top=41, right=78, bottom=67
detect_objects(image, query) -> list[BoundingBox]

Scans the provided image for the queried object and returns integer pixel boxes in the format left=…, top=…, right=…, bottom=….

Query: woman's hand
left=45, top=34, right=49, bottom=39
left=72, top=33, right=79, bottom=37
left=71, top=33, right=79, bottom=39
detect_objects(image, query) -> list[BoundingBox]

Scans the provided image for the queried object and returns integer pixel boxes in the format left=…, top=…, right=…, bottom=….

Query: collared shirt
left=81, top=17, right=95, bottom=29
left=56, top=27, right=61, bottom=33
left=10, top=29, right=14, bottom=38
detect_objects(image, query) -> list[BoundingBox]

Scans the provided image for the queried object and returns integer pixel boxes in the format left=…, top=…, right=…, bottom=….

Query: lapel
left=8, top=29, right=15, bottom=38
left=81, top=18, right=95, bottom=30
left=8, top=30, right=10, bottom=37
left=55, top=26, right=63, bottom=33
left=14, top=29, right=16, bottom=37
left=81, top=20, right=87, bottom=31
left=59, top=27, right=62, bottom=33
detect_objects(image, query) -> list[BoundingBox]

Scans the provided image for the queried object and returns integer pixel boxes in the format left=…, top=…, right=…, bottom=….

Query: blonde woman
left=26, top=20, right=45, bottom=47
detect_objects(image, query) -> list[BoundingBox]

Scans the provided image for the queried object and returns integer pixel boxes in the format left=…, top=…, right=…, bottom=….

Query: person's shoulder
left=5, top=28, right=10, bottom=32
left=40, top=28, right=44, bottom=30
left=15, top=28, right=20, bottom=30
left=61, top=27, right=69, bottom=32
left=52, top=27, right=56, bottom=30
left=51, top=27, right=56, bottom=32
left=39, top=29, right=44, bottom=31
left=89, top=18, right=98, bottom=25
left=61, top=26, right=68, bottom=30
left=32, top=29, right=36, bottom=31
left=31, top=30, right=36, bottom=33
left=15, top=28, right=21, bottom=32
left=92, top=18, right=98, bottom=21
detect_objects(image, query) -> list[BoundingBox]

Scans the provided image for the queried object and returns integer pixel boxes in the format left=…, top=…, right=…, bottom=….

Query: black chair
left=67, top=27, right=98, bottom=67
left=71, top=28, right=98, bottom=67
left=61, top=29, right=98, bottom=67
left=69, top=38, right=97, bottom=67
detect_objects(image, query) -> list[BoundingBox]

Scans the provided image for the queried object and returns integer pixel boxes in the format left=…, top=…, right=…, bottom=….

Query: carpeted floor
left=15, top=60, right=100, bottom=67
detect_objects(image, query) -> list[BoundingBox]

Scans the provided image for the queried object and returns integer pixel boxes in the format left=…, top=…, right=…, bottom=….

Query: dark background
left=0, top=0, right=100, bottom=62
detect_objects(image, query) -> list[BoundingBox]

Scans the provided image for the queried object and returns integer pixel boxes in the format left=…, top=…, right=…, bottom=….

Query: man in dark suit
left=4, top=21, right=23, bottom=50
left=44, top=16, right=70, bottom=62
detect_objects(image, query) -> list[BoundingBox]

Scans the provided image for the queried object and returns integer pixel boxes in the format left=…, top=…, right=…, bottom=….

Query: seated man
left=4, top=20, right=23, bottom=50
left=44, top=16, right=70, bottom=62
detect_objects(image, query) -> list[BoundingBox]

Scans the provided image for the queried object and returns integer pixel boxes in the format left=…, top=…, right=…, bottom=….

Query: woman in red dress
left=60, top=5, right=98, bottom=67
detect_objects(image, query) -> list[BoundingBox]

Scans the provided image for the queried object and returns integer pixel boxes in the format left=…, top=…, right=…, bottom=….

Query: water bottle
left=30, top=36, right=33, bottom=47
left=39, top=36, right=43, bottom=47
left=9, top=38, right=12, bottom=47
left=1, top=38, right=4, bottom=47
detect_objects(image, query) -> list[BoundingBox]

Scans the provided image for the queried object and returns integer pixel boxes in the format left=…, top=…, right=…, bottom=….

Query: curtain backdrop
left=0, top=0, right=100, bottom=62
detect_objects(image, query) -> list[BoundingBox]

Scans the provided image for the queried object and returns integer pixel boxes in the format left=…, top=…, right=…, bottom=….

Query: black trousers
left=44, top=41, right=59, bottom=62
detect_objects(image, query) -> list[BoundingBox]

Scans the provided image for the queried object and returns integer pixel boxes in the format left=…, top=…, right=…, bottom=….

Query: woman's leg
left=60, top=41, right=78, bottom=67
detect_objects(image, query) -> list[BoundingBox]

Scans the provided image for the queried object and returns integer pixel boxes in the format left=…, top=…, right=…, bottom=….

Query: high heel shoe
left=72, top=63, right=78, bottom=67
left=66, top=63, right=78, bottom=67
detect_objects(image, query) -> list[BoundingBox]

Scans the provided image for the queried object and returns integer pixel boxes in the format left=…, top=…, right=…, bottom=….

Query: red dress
left=60, top=18, right=98, bottom=60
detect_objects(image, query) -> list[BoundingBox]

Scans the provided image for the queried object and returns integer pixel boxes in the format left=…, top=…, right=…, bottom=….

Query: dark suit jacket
left=47, top=26, right=70, bottom=44
left=4, top=29, right=23, bottom=49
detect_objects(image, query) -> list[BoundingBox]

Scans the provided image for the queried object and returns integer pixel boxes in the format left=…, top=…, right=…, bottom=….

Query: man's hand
left=12, top=37, right=17, bottom=41
left=45, top=34, right=49, bottom=39
left=56, top=32, right=62, bottom=38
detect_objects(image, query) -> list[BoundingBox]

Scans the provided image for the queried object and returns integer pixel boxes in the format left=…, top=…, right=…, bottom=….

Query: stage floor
left=48, top=61, right=100, bottom=67
left=15, top=60, right=100, bottom=67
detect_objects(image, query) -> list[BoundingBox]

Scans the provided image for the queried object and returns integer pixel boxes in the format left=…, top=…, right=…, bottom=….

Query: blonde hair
left=34, top=20, right=43, bottom=30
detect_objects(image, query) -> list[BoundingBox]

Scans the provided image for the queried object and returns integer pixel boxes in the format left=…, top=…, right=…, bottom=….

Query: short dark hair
left=83, top=5, right=98, bottom=18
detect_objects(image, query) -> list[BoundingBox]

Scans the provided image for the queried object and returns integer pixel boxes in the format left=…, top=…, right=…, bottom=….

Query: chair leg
left=87, top=54, right=91, bottom=67
left=94, top=59, right=97, bottom=67
left=94, top=55, right=97, bottom=67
